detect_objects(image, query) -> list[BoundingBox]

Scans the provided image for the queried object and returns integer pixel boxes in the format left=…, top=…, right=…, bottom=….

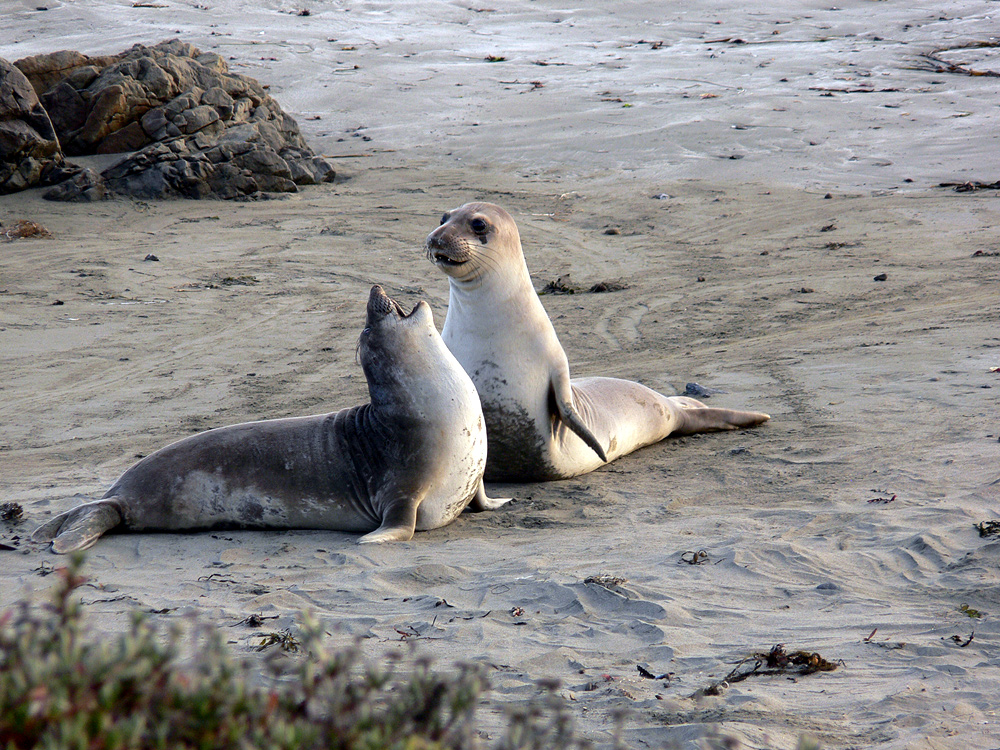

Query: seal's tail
left=31, top=500, right=123, bottom=554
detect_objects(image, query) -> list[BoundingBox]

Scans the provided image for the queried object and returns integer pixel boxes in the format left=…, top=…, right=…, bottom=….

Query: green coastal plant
left=0, top=555, right=490, bottom=750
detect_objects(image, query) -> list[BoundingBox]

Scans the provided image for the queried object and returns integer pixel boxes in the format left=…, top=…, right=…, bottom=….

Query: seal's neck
left=448, top=247, right=535, bottom=306
left=442, top=246, right=554, bottom=346
left=364, top=333, right=469, bottom=415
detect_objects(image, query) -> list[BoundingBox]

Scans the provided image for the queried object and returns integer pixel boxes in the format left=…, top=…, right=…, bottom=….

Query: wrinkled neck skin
left=362, top=328, right=471, bottom=420
left=442, top=241, right=549, bottom=342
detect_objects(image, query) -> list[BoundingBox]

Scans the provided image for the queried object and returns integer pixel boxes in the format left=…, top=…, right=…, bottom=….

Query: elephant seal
left=32, top=285, right=511, bottom=553
left=426, top=202, right=770, bottom=481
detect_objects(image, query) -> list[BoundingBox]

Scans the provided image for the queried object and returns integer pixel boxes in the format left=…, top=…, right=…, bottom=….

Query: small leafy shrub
left=0, top=555, right=493, bottom=750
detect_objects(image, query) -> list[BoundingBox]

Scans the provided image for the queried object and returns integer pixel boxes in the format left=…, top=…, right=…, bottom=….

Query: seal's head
left=365, top=283, right=408, bottom=322
left=362, top=285, right=434, bottom=348
left=360, top=285, right=441, bottom=403
left=425, top=202, right=522, bottom=285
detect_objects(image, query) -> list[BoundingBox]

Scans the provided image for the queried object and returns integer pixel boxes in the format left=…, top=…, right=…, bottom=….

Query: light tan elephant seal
left=32, top=285, right=511, bottom=553
left=426, top=202, right=770, bottom=481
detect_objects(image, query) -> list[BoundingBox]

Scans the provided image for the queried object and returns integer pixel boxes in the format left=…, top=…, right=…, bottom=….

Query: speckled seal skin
left=427, top=202, right=770, bottom=481
left=32, top=285, right=511, bottom=553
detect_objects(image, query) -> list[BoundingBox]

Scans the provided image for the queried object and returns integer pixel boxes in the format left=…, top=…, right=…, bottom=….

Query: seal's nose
left=367, top=285, right=393, bottom=317
left=426, top=231, right=449, bottom=263
left=426, top=231, right=444, bottom=250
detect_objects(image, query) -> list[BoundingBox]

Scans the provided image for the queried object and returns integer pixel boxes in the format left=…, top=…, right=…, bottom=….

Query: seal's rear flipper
left=31, top=500, right=123, bottom=554
left=466, top=481, right=513, bottom=512
left=673, top=399, right=771, bottom=435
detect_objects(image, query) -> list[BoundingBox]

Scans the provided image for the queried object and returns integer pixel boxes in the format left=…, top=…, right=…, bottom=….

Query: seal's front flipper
left=466, top=481, right=513, bottom=512
left=358, top=496, right=419, bottom=543
left=549, top=369, right=608, bottom=463
left=31, top=500, right=123, bottom=554
left=673, top=398, right=770, bottom=435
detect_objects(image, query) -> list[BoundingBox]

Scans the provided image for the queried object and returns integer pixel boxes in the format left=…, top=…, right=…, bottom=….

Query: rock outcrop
left=0, top=58, right=63, bottom=194
left=1, top=40, right=334, bottom=200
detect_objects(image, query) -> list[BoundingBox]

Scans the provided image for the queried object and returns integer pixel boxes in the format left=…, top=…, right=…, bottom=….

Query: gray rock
left=231, top=96, right=254, bottom=122
left=40, top=82, right=88, bottom=136
left=163, top=90, right=202, bottom=120
left=7, top=39, right=335, bottom=199
left=43, top=166, right=106, bottom=201
left=63, top=65, right=101, bottom=91
left=1, top=153, right=44, bottom=192
left=175, top=104, right=220, bottom=135
left=140, top=107, right=168, bottom=138
left=70, top=78, right=155, bottom=155
left=308, top=156, right=336, bottom=184
left=97, top=120, right=151, bottom=154
left=208, top=162, right=258, bottom=199
left=288, top=157, right=318, bottom=185
left=1, top=57, right=62, bottom=194
left=287, top=153, right=336, bottom=185
left=195, top=52, right=227, bottom=75
left=191, top=131, right=218, bottom=151
left=233, top=144, right=291, bottom=180
left=103, top=160, right=171, bottom=199
left=201, top=86, right=234, bottom=120
left=14, top=50, right=117, bottom=96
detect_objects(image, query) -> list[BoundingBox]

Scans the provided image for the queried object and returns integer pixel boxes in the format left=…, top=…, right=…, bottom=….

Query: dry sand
left=2, top=2, right=1000, bottom=748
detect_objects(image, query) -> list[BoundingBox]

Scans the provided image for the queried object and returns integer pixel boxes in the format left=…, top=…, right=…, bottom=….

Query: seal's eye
left=440, top=213, right=449, bottom=225
left=470, top=217, right=488, bottom=234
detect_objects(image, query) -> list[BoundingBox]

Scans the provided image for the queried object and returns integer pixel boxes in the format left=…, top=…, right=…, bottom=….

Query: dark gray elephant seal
left=426, top=202, right=770, bottom=482
left=32, top=285, right=511, bottom=553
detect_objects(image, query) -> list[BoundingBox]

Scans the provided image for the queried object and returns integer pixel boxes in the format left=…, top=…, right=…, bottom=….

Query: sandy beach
left=2, top=2, right=1000, bottom=747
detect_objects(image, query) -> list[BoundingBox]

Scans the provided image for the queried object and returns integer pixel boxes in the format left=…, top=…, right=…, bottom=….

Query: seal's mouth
left=425, top=235, right=472, bottom=268
left=367, top=285, right=407, bottom=319
left=427, top=245, right=472, bottom=269
left=431, top=251, right=467, bottom=267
